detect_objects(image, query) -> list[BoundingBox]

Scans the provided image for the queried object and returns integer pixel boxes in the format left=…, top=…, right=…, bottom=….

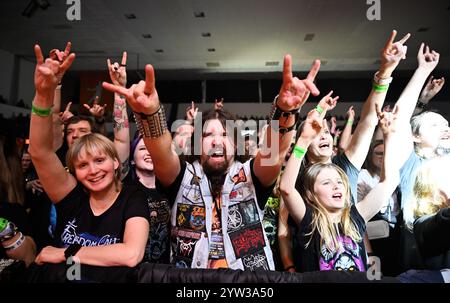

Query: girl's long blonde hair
left=303, top=163, right=362, bottom=252
left=410, top=156, right=450, bottom=230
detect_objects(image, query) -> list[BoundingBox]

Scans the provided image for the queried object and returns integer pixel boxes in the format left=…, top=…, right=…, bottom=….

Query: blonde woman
left=29, top=43, right=149, bottom=267
left=412, top=156, right=450, bottom=270
left=280, top=100, right=400, bottom=272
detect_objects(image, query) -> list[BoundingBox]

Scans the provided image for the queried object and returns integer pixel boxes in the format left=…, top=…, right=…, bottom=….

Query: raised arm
left=345, top=30, right=409, bottom=169
left=356, top=105, right=401, bottom=222
left=185, top=101, right=198, bottom=124
left=104, top=51, right=130, bottom=176
left=277, top=197, right=295, bottom=272
left=393, top=43, right=440, bottom=164
left=103, top=65, right=180, bottom=187
left=279, top=93, right=338, bottom=224
left=84, top=96, right=107, bottom=136
left=28, top=43, right=77, bottom=203
left=49, top=48, right=66, bottom=152
left=339, top=106, right=355, bottom=151
left=415, top=75, right=445, bottom=114
left=254, top=55, right=320, bottom=187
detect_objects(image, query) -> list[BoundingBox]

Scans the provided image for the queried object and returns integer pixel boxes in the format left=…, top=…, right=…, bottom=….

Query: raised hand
left=59, top=101, right=74, bottom=124
left=214, top=98, right=224, bottom=110
left=417, top=43, right=440, bottom=72
left=376, top=103, right=399, bottom=135
left=347, top=105, right=355, bottom=120
left=186, top=101, right=198, bottom=122
left=107, top=51, right=127, bottom=87
left=102, top=64, right=159, bottom=115
left=330, top=116, right=337, bottom=134
left=34, top=42, right=75, bottom=97
left=300, top=91, right=338, bottom=141
left=380, top=30, right=410, bottom=73
left=278, top=54, right=320, bottom=111
left=83, top=96, right=107, bottom=118
left=419, top=75, right=445, bottom=103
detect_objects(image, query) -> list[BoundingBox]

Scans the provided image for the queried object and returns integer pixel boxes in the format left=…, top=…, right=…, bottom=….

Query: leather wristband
left=133, top=105, right=168, bottom=138
left=416, top=100, right=427, bottom=109
left=268, top=95, right=300, bottom=134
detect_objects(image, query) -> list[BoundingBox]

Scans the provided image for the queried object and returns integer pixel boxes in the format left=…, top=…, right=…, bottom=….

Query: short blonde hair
left=66, top=133, right=122, bottom=191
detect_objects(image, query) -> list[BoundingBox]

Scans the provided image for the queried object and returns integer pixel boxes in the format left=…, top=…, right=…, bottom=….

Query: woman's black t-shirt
left=54, top=184, right=150, bottom=248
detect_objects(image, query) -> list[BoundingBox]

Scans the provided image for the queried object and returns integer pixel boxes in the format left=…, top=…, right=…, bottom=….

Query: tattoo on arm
left=114, top=95, right=129, bottom=132
left=120, top=158, right=130, bottom=180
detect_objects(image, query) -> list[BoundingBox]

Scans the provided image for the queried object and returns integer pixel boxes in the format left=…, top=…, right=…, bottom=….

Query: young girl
left=29, top=43, right=149, bottom=267
left=280, top=101, right=400, bottom=272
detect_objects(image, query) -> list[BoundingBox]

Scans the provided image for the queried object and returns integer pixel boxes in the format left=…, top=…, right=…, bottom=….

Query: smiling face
left=414, top=112, right=449, bottom=152
left=313, top=167, right=347, bottom=213
left=307, top=127, right=334, bottom=163
left=200, top=119, right=234, bottom=173
left=74, top=147, right=119, bottom=193
left=133, top=138, right=154, bottom=172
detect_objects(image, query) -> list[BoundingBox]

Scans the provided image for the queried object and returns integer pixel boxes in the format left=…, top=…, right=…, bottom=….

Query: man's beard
left=203, top=157, right=229, bottom=199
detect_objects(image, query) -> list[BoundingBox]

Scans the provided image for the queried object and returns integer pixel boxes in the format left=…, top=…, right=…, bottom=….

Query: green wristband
left=346, top=119, right=354, bottom=125
left=293, top=146, right=307, bottom=159
left=372, top=83, right=389, bottom=93
left=32, top=103, right=52, bottom=117
left=315, top=105, right=324, bottom=114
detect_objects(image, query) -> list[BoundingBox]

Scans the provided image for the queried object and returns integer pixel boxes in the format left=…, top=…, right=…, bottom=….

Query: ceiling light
left=208, top=48, right=215, bottom=52
left=265, top=61, right=279, bottom=66
left=206, top=62, right=220, bottom=67
left=124, top=13, right=137, bottom=19
left=201, top=32, right=211, bottom=37
left=304, top=33, right=315, bottom=41
left=194, top=12, right=205, bottom=18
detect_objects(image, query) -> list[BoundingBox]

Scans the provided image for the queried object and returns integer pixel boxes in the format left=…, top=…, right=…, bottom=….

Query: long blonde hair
left=303, top=163, right=362, bottom=252
left=410, top=156, right=450, bottom=230
left=66, top=133, right=122, bottom=192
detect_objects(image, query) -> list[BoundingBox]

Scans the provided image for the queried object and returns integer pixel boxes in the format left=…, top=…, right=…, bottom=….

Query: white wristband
left=3, top=232, right=25, bottom=251
left=374, top=71, right=393, bottom=85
